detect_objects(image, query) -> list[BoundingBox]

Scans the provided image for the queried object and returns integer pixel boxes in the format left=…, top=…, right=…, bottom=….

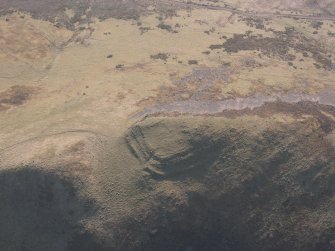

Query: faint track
left=0, top=129, right=108, bottom=155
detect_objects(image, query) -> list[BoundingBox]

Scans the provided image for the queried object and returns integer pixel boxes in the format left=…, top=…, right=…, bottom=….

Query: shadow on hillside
left=0, top=167, right=107, bottom=251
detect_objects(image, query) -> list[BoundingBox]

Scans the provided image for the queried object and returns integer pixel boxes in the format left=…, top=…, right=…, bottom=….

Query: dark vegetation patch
left=310, top=21, right=323, bottom=30
left=0, top=0, right=178, bottom=30
left=0, top=85, right=37, bottom=111
left=135, top=20, right=153, bottom=35
left=156, top=9, right=177, bottom=21
left=218, top=27, right=334, bottom=70
left=188, top=60, right=198, bottom=65
left=151, top=53, right=169, bottom=61
left=241, top=17, right=266, bottom=29
left=241, top=58, right=262, bottom=68
left=139, top=26, right=152, bottom=35
left=286, top=54, right=296, bottom=61
left=204, top=27, right=216, bottom=35
left=157, top=22, right=177, bottom=33
left=223, top=34, right=289, bottom=55
left=106, top=54, right=113, bottom=58
left=209, top=44, right=225, bottom=50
